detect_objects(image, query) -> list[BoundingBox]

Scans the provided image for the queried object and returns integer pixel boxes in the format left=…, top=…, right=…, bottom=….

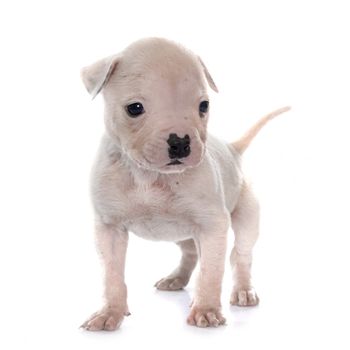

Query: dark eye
left=199, top=101, right=209, bottom=115
left=126, top=102, right=144, bottom=117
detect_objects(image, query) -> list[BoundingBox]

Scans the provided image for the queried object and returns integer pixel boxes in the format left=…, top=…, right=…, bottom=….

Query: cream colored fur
left=80, top=37, right=290, bottom=330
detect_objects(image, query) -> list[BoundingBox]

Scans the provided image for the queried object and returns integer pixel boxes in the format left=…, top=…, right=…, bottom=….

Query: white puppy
left=80, top=37, right=290, bottom=330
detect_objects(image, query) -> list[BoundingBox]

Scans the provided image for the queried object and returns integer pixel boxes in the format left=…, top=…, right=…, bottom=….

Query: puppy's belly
left=127, top=216, right=194, bottom=242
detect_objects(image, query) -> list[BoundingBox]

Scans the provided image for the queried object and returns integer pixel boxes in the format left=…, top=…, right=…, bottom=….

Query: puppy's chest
left=126, top=183, right=174, bottom=216
left=123, top=183, right=194, bottom=241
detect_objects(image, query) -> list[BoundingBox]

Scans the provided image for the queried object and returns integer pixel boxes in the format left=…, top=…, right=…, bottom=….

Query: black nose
left=167, top=133, right=191, bottom=159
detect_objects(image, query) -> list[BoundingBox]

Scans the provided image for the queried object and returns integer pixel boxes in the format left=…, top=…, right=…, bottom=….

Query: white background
left=0, top=0, right=349, bottom=349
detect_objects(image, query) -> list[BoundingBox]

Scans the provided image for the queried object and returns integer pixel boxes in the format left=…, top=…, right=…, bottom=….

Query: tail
left=231, top=106, right=291, bottom=154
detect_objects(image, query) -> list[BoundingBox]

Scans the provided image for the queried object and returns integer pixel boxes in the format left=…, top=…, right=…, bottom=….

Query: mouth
left=166, top=159, right=183, bottom=166
left=132, top=155, right=184, bottom=172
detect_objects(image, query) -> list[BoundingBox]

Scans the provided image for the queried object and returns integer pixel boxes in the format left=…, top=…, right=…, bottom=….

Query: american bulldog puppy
left=80, top=37, right=290, bottom=330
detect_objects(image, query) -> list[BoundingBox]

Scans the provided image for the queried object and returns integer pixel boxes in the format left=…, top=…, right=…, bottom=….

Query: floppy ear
left=198, top=56, right=218, bottom=93
left=81, top=55, right=120, bottom=99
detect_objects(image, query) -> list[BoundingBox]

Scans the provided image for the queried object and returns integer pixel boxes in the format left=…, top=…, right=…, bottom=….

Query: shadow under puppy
left=80, top=37, right=290, bottom=330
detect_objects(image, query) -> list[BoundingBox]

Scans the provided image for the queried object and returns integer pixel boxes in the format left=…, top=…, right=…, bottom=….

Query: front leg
left=81, top=222, right=129, bottom=331
left=187, top=216, right=229, bottom=328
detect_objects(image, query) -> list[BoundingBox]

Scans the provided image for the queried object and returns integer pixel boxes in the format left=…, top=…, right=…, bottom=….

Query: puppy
left=80, top=37, right=289, bottom=330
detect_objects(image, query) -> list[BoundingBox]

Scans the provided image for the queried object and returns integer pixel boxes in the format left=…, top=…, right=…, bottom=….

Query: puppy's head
left=81, top=38, right=218, bottom=174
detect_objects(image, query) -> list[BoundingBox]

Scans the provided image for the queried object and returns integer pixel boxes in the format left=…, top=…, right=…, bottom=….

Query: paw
left=187, top=306, right=226, bottom=328
left=80, top=306, right=129, bottom=331
left=154, top=276, right=188, bottom=291
left=230, top=287, right=259, bottom=306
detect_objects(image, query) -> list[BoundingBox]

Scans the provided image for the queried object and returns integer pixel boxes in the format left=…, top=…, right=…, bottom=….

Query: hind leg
left=230, top=182, right=260, bottom=306
left=155, top=239, right=198, bottom=290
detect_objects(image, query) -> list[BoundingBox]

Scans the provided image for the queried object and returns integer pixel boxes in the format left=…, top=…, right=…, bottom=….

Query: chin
left=158, top=158, right=204, bottom=174
left=134, top=160, right=188, bottom=174
left=158, top=165, right=188, bottom=174
left=131, top=152, right=204, bottom=175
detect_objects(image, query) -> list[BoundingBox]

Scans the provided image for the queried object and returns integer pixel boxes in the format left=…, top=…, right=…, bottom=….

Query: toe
left=168, top=278, right=184, bottom=290
left=186, top=314, right=196, bottom=326
left=238, top=291, right=248, bottom=306
left=104, top=316, right=119, bottom=331
left=218, top=314, right=226, bottom=325
left=206, top=312, right=219, bottom=327
left=86, top=314, right=107, bottom=331
left=247, top=290, right=259, bottom=306
left=196, top=314, right=209, bottom=328
left=155, top=278, right=169, bottom=290
left=230, top=293, right=238, bottom=305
